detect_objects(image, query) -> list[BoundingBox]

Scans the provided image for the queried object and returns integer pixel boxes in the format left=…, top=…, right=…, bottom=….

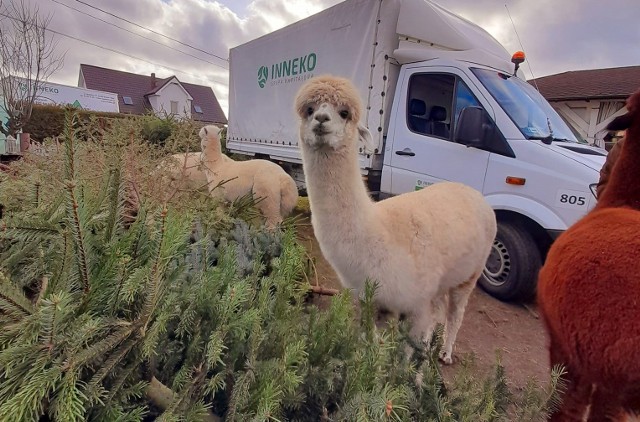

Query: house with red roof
left=530, top=65, right=639, bottom=148
left=78, top=64, right=227, bottom=126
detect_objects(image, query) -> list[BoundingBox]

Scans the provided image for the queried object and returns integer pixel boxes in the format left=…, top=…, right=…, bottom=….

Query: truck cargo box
left=226, top=0, right=402, bottom=168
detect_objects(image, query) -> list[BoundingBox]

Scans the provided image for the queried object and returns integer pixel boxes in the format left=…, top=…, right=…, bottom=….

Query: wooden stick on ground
left=146, top=377, right=221, bottom=422
left=309, top=285, right=339, bottom=296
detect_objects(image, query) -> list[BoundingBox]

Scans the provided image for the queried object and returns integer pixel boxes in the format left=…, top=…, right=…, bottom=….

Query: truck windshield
left=472, top=68, right=586, bottom=144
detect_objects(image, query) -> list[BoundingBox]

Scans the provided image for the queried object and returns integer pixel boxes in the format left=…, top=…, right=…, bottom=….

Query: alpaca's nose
left=314, top=112, right=331, bottom=123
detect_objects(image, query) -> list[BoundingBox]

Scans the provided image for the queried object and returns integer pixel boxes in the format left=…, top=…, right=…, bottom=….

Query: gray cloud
left=439, top=0, right=640, bottom=78
left=18, top=0, right=640, bottom=115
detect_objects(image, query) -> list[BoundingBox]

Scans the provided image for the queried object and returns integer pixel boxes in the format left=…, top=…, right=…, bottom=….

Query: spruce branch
left=62, top=111, right=91, bottom=295
left=2, top=221, right=60, bottom=241
left=0, top=272, right=34, bottom=321
left=67, top=324, right=136, bottom=371
left=87, top=337, right=138, bottom=392
left=102, top=167, right=120, bottom=243
left=36, top=246, right=49, bottom=305
left=140, top=206, right=168, bottom=333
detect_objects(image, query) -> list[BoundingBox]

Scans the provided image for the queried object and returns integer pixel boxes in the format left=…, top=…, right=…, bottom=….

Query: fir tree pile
left=0, top=111, right=564, bottom=421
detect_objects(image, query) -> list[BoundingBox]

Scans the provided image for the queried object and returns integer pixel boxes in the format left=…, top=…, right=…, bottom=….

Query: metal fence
left=3, top=136, right=20, bottom=155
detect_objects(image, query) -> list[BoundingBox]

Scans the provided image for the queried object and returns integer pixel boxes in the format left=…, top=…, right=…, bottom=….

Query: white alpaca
left=199, top=125, right=299, bottom=228
left=159, top=152, right=209, bottom=191
left=294, top=75, right=497, bottom=363
left=156, top=126, right=231, bottom=191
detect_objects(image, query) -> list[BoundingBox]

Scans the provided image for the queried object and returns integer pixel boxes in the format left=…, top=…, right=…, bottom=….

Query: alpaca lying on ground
left=155, top=125, right=228, bottom=191
left=294, top=75, right=496, bottom=364
left=537, top=88, right=640, bottom=421
left=199, top=125, right=298, bottom=229
left=159, top=151, right=209, bottom=191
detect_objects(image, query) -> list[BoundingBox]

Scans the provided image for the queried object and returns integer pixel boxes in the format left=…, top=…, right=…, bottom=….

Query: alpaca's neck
left=597, top=126, right=640, bottom=210
left=302, top=145, right=374, bottom=232
left=201, top=139, right=224, bottom=164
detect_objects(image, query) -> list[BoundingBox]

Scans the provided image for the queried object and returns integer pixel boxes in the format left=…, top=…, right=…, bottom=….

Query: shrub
left=140, top=115, right=175, bottom=146
left=23, top=104, right=130, bottom=143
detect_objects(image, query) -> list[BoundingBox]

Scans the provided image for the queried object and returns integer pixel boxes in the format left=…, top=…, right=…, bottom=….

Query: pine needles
left=0, top=109, right=563, bottom=421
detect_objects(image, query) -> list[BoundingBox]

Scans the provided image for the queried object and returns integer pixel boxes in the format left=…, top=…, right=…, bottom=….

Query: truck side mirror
left=455, top=106, right=496, bottom=149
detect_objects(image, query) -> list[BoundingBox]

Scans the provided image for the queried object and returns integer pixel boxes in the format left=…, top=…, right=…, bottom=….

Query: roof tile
left=530, top=65, right=640, bottom=101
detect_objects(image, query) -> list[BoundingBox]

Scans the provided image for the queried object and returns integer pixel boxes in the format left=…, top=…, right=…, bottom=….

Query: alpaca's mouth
left=312, top=124, right=331, bottom=136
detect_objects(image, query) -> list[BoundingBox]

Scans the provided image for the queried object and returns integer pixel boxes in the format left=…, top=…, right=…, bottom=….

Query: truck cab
left=381, top=59, right=606, bottom=301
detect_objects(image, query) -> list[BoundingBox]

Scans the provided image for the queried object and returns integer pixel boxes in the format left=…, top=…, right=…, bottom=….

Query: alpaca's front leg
left=406, top=302, right=438, bottom=387
left=409, top=301, right=438, bottom=351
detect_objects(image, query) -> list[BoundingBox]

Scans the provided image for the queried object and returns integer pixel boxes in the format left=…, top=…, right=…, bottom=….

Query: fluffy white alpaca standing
left=294, top=75, right=497, bottom=363
left=199, top=125, right=299, bottom=228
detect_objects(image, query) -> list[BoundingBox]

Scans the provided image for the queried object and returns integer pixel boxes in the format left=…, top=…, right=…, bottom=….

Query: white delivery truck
left=225, top=0, right=607, bottom=302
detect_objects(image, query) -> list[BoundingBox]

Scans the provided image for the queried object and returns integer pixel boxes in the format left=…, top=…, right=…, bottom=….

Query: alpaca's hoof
left=439, top=351, right=453, bottom=365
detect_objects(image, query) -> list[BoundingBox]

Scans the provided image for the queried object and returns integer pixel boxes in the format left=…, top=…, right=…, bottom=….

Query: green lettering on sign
left=258, top=52, right=317, bottom=88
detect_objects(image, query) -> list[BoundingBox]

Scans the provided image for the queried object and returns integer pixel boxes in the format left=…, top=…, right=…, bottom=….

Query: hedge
left=22, top=104, right=131, bottom=142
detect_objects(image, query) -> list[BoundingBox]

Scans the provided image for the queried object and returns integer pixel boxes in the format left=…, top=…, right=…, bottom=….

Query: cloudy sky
left=15, top=0, right=640, bottom=116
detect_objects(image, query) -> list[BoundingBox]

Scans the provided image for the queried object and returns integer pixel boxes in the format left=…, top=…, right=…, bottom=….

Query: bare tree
left=0, top=0, right=64, bottom=137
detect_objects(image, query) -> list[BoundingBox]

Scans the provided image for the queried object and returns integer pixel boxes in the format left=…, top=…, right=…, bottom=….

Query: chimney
left=151, top=72, right=156, bottom=88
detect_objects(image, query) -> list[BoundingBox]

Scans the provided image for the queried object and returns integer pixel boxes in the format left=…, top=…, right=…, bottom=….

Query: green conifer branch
left=139, top=206, right=168, bottom=333
left=68, top=324, right=136, bottom=371
left=62, top=110, right=91, bottom=295
left=50, top=370, right=88, bottom=422
left=0, top=273, right=34, bottom=321
left=102, top=166, right=126, bottom=244
left=87, top=337, right=139, bottom=391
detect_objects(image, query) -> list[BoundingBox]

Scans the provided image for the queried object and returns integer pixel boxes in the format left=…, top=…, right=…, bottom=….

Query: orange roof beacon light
left=511, top=50, right=525, bottom=76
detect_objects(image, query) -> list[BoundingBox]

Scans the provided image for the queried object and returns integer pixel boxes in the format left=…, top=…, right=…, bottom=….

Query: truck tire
left=478, top=221, right=541, bottom=302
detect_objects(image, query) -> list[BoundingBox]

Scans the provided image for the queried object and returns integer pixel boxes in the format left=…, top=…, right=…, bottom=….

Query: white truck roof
left=395, top=0, right=514, bottom=73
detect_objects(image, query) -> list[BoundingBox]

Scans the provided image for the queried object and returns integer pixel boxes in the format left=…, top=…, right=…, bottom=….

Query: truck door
left=388, top=69, right=492, bottom=193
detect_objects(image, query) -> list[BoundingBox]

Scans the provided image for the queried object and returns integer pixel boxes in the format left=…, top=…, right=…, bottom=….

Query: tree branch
left=0, top=0, right=64, bottom=136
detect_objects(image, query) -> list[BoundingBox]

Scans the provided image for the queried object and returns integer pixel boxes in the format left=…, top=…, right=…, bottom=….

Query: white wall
left=150, top=80, right=192, bottom=119
left=551, top=99, right=627, bottom=148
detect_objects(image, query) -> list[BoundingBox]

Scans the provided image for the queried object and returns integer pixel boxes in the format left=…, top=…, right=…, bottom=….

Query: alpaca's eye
left=306, top=106, right=314, bottom=116
left=339, top=110, right=349, bottom=119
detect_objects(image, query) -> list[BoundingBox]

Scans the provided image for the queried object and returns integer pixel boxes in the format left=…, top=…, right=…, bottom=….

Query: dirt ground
left=294, top=210, right=551, bottom=392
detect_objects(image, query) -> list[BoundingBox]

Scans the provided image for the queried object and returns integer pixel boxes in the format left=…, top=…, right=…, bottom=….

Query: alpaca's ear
left=358, top=123, right=376, bottom=155
left=607, top=112, right=633, bottom=131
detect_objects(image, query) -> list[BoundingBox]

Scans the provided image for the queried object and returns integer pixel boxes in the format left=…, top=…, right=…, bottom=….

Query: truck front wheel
left=478, top=221, right=541, bottom=302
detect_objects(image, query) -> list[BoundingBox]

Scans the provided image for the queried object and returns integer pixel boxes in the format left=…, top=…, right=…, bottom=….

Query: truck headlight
left=589, top=183, right=598, bottom=198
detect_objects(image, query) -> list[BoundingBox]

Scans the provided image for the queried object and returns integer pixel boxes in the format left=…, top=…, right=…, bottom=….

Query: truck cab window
left=406, top=73, right=455, bottom=140
left=453, top=80, right=482, bottom=125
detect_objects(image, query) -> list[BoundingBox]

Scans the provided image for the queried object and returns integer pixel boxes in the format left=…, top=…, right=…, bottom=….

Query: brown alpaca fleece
left=538, top=208, right=640, bottom=420
left=596, top=136, right=624, bottom=198
left=538, top=88, right=640, bottom=421
left=596, top=90, right=640, bottom=210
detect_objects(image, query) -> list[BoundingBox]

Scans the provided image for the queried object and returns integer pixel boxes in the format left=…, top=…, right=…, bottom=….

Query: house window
left=194, top=105, right=203, bottom=113
left=170, top=101, right=178, bottom=114
left=123, top=96, right=133, bottom=105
